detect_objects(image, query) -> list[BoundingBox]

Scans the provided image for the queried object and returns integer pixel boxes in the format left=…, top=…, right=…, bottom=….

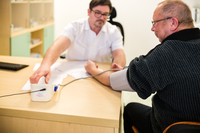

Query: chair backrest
left=163, top=121, right=200, bottom=133
left=132, top=126, right=140, bottom=133
left=108, top=7, right=125, bottom=45
left=132, top=121, right=200, bottom=133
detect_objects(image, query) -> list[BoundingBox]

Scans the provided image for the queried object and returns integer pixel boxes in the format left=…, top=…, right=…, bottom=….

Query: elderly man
left=84, top=0, right=200, bottom=133
left=30, top=0, right=126, bottom=84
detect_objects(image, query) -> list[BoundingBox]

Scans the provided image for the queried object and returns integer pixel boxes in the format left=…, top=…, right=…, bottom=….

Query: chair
left=163, top=121, right=200, bottom=133
left=132, top=126, right=140, bottom=133
left=132, top=121, right=200, bottom=133
left=60, top=53, right=66, bottom=59
left=108, top=7, right=125, bottom=45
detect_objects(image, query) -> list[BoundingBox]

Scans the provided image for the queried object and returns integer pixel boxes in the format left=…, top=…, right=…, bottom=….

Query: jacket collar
left=162, top=28, right=200, bottom=44
left=144, top=28, right=200, bottom=57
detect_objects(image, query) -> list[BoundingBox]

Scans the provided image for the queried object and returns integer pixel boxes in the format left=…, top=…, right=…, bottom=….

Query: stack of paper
left=22, top=61, right=89, bottom=91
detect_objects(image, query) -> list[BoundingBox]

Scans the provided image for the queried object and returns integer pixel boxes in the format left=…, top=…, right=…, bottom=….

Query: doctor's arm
left=112, top=49, right=126, bottom=69
left=30, top=36, right=71, bottom=84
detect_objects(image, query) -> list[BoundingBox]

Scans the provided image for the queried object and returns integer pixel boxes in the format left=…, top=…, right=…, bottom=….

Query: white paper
left=22, top=61, right=90, bottom=91
left=21, top=69, right=66, bottom=91
left=58, top=61, right=88, bottom=74
left=69, top=68, right=103, bottom=79
left=68, top=68, right=91, bottom=79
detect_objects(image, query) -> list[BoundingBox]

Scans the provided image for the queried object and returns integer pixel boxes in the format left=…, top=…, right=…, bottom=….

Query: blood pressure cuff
left=109, top=68, right=134, bottom=91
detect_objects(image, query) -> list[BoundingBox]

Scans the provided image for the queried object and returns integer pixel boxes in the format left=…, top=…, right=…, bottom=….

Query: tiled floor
left=120, top=91, right=153, bottom=133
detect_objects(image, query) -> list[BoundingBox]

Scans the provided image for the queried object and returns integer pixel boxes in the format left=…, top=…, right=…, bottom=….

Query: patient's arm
left=84, top=60, right=112, bottom=86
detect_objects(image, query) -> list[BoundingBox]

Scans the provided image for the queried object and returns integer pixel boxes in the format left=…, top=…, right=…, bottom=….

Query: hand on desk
left=30, top=65, right=51, bottom=84
left=84, top=60, right=123, bottom=73
left=84, top=60, right=99, bottom=74
left=84, top=60, right=123, bottom=86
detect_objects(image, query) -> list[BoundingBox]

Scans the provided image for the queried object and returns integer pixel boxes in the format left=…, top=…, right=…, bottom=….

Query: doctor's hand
left=84, top=60, right=98, bottom=74
left=29, top=65, right=51, bottom=84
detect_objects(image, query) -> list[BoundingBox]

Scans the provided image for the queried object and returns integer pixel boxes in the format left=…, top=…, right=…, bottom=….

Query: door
left=10, top=33, right=31, bottom=57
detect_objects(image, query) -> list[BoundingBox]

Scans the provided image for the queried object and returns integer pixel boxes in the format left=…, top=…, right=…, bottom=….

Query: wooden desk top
left=0, top=56, right=121, bottom=128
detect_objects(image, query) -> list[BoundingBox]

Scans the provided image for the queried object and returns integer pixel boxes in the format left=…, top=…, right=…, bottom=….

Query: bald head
left=157, top=0, right=194, bottom=28
left=151, top=0, right=195, bottom=42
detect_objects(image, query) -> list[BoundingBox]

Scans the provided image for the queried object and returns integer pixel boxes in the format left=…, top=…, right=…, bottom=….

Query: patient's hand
left=85, top=60, right=111, bottom=86
left=112, top=63, right=123, bottom=70
left=84, top=60, right=98, bottom=74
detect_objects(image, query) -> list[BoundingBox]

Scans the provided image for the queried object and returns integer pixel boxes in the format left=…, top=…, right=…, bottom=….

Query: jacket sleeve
left=127, top=56, right=157, bottom=99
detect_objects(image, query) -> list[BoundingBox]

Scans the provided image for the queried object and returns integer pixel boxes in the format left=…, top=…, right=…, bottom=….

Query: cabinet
left=0, top=0, right=54, bottom=57
left=11, top=33, right=31, bottom=57
left=43, top=25, right=54, bottom=54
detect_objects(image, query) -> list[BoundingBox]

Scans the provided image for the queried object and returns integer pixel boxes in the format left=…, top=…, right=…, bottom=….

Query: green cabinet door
left=11, top=33, right=31, bottom=57
left=43, top=25, right=54, bottom=55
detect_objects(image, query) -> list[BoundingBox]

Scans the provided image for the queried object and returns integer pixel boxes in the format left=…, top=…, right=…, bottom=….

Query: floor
left=120, top=91, right=153, bottom=133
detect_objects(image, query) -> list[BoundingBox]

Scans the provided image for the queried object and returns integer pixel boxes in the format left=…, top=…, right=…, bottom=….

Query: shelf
left=29, top=22, right=54, bottom=32
left=0, top=0, right=54, bottom=57
left=44, top=1, right=53, bottom=3
left=30, top=1, right=43, bottom=3
left=11, top=22, right=54, bottom=37
left=11, top=1, right=53, bottom=4
left=11, top=28, right=30, bottom=38
left=44, top=0, right=53, bottom=3
left=30, top=41, right=43, bottom=49
left=11, top=2, right=28, bottom=4
left=30, top=0, right=53, bottom=4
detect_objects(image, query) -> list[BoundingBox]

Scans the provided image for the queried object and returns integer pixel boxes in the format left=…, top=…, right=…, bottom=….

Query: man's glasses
left=152, top=17, right=172, bottom=27
left=91, top=10, right=110, bottom=18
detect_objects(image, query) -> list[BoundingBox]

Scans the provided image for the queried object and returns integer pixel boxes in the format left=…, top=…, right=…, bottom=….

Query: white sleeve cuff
left=109, top=69, right=134, bottom=92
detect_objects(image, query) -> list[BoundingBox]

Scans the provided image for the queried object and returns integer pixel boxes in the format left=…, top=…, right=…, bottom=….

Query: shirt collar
left=144, top=28, right=200, bottom=57
left=100, top=22, right=107, bottom=33
left=162, top=28, right=200, bottom=44
left=85, top=18, right=107, bottom=33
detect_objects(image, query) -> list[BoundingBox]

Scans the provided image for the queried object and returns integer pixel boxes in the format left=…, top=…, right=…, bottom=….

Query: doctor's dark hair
left=89, top=0, right=112, bottom=13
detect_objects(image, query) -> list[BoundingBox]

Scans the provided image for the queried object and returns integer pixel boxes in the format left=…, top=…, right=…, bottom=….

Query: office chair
left=132, top=121, right=200, bottom=133
left=163, top=121, right=200, bottom=133
left=132, top=126, right=139, bottom=133
left=108, top=7, right=125, bottom=45
left=60, top=53, right=66, bottom=59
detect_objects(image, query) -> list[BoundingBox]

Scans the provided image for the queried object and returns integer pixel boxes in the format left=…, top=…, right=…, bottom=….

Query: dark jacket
left=127, top=28, right=200, bottom=133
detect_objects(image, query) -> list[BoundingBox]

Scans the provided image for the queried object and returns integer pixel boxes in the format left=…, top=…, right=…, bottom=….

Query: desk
left=0, top=56, right=121, bottom=133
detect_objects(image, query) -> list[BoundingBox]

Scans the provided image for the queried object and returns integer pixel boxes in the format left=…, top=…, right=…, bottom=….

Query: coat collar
left=162, top=28, right=200, bottom=44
